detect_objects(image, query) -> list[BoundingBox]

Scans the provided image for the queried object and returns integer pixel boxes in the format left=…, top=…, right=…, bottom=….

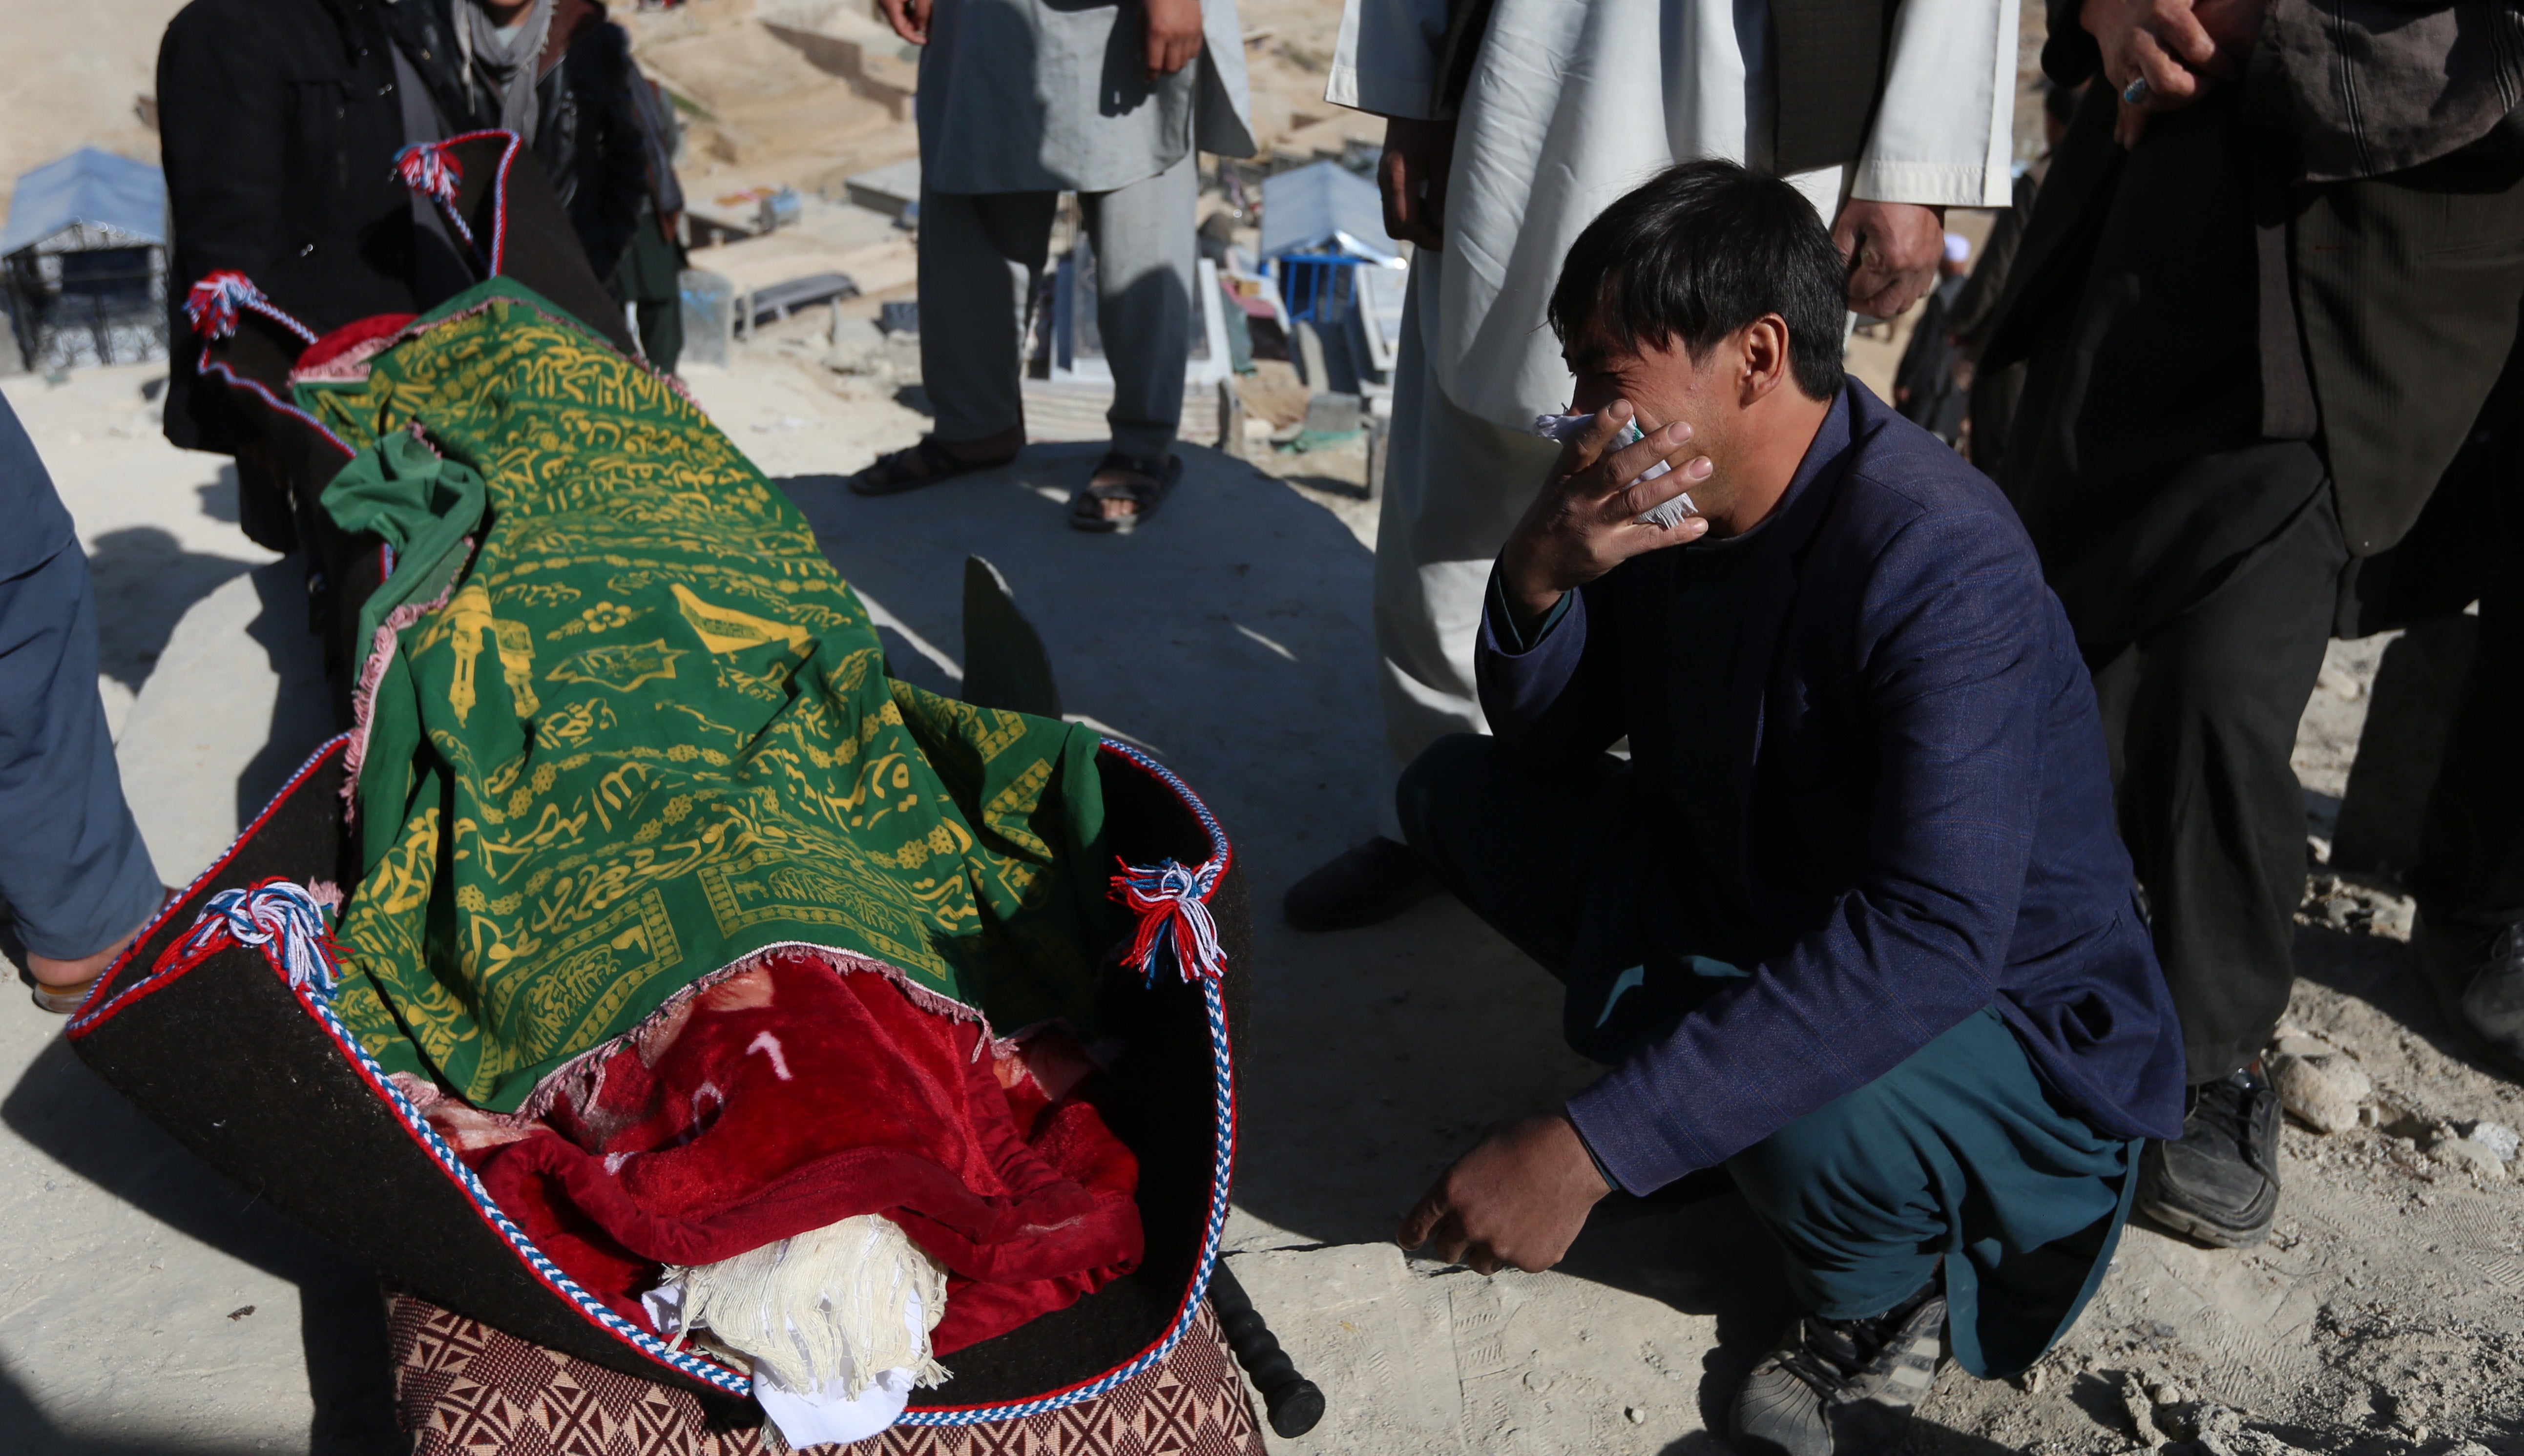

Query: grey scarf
left=456, top=0, right=558, bottom=147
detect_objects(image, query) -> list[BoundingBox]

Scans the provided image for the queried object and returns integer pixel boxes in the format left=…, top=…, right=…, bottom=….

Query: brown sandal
left=849, top=437, right=1017, bottom=497
left=1069, top=451, right=1181, bottom=533
left=26, top=884, right=180, bottom=1014
left=31, top=974, right=103, bottom=1015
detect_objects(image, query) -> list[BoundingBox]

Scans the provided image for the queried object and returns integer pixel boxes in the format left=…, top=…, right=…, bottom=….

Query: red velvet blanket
left=421, top=950, right=1142, bottom=1354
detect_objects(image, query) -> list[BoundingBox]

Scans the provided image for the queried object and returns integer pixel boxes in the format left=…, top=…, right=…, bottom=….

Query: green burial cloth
left=297, top=279, right=1116, bottom=1112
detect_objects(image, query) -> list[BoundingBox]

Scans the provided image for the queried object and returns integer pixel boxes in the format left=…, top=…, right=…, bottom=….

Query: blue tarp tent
left=2, top=147, right=165, bottom=255
left=3, top=147, right=169, bottom=372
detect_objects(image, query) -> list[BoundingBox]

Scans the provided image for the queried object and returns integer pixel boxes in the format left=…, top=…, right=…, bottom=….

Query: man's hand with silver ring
left=2081, top=0, right=2267, bottom=146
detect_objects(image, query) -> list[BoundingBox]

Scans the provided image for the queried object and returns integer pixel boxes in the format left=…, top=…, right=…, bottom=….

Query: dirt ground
left=0, top=0, right=178, bottom=218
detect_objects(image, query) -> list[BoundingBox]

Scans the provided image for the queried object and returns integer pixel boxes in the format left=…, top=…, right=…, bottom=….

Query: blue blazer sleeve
left=1475, top=569, right=1626, bottom=771
left=1567, top=505, right=2054, bottom=1192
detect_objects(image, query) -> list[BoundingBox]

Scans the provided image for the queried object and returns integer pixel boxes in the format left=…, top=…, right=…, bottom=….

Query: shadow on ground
left=196, top=466, right=241, bottom=525
left=2290, top=915, right=2504, bottom=1081
left=0, top=1036, right=400, bottom=1454
left=83, top=526, right=256, bottom=696
left=0, top=1355, right=300, bottom=1456
left=233, top=558, right=342, bottom=828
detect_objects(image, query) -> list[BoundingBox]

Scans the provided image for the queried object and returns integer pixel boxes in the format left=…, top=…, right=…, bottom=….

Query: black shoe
left=2137, top=1063, right=2280, bottom=1248
left=2415, top=915, right=2524, bottom=1082
left=1281, top=836, right=1438, bottom=931
left=1731, top=1285, right=1946, bottom=1456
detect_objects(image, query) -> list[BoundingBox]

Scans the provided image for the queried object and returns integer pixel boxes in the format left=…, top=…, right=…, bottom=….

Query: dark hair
left=1546, top=159, right=1845, bottom=400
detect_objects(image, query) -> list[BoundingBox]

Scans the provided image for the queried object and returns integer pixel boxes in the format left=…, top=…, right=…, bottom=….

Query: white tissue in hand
left=1529, top=411, right=1696, bottom=528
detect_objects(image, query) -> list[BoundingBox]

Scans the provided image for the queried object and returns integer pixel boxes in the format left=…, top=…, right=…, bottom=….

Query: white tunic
left=1326, top=0, right=2017, bottom=429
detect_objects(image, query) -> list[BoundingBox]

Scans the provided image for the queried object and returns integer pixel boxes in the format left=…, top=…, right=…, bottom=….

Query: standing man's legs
left=0, top=541, right=165, bottom=1005
left=2088, top=488, right=2346, bottom=1246
left=917, top=186, right=1056, bottom=451
left=1287, top=257, right=1561, bottom=930
left=2412, top=397, right=2524, bottom=1071
left=1371, top=275, right=1561, bottom=772
left=612, top=201, right=686, bottom=374
left=852, top=187, right=1052, bottom=493
left=1080, top=153, right=1197, bottom=466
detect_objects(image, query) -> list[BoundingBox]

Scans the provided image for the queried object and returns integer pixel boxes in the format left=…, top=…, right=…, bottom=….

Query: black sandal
left=1069, top=451, right=1181, bottom=533
left=849, top=436, right=1016, bottom=497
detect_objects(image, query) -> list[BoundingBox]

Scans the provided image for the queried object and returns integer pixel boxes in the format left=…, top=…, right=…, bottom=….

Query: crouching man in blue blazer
left=1394, top=160, right=2186, bottom=1456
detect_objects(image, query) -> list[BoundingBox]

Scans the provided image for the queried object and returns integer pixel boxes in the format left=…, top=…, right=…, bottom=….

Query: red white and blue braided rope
left=183, top=270, right=317, bottom=345
left=390, top=131, right=521, bottom=274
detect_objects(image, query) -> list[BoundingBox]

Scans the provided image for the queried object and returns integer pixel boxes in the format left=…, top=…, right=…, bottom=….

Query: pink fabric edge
left=288, top=332, right=400, bottom=384
left=339, top=554, right=472, bottom=814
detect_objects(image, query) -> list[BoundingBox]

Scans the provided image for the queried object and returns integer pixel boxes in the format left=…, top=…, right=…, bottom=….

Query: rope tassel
left=161, top=879, right=340, bottom=994
left=393, top=140, right=479, bottom=251
left=393, top=142, right=465, bottom=213
left=1110, top=857, right=1226, bottom=985
left=182, top=270, right=317, bottom=345
left=183, top=271, right=264, bottom=340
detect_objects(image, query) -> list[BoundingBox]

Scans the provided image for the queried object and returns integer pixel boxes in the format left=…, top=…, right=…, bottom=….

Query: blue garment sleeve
left=1475, top=565, right=1625, bottom=771
left=1566, top=508, right=2053, bottom=1194
left=0, top=393, right=76, bottom=580
left=0, top=399, right=162, bottom=961
left=1485, top=566, right=1574, bottom=655
left=1568, top=1113, right=1622, bottom=1195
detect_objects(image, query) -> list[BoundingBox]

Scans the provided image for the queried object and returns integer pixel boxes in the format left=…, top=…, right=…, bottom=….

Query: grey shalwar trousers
left=917, top=153, right=1198, bottom=463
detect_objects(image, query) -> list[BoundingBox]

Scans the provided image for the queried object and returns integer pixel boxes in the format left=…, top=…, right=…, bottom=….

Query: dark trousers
left=612, top=203, right=687, bottom=376
left=2001, top=89, right=2524, bottom=1083
left=2415, top=602, right=2524, bottom=937
left=2087, top=469, right=2524, bottom=1084
left=2085, top=489, right=2346, bottom=1082
left=2403, top=374, right=2524, bottom=935
left=1395, top=734, right=2135, bottom=1378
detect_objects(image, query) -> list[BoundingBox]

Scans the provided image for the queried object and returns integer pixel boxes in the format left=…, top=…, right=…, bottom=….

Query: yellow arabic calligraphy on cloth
left=299, top=281, right=1115, bottom=1113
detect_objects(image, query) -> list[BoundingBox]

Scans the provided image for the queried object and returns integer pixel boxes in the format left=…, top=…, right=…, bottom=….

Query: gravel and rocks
left=2273, top=1029, right=2374, bottom=1134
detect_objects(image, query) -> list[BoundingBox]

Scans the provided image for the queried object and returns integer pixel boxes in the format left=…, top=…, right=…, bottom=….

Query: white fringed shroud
left=661, top=1215, right=951, bottom=1400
